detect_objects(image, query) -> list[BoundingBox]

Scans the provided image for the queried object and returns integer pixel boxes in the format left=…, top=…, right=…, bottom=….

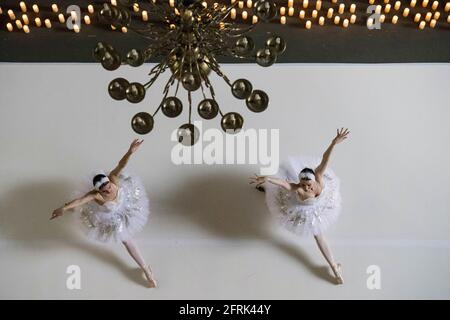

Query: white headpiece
left=299, top=171, right=315, bottom=182
left=94, top=175, right=110, bottom=191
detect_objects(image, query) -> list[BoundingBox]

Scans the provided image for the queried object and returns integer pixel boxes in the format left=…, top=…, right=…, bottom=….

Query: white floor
left=0, top=63, right=449, bottom=299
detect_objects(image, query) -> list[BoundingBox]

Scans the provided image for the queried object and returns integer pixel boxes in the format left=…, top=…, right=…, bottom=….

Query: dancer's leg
left=314, top=233, right=344, bottom=284
left=122, top=239, right=157, bottom=288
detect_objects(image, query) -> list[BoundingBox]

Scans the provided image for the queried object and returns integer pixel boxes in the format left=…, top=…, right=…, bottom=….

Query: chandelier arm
left=188, top=90, right=192, bottom=124
left=152, top=71, right=177, bottom=117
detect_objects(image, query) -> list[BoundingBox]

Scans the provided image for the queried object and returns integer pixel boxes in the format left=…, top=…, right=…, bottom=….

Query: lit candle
left=133, top=3, right=139, bottom=12
left=343, top=18, right=349, bottom=27
left=230, top=8, right=236, bottom=19
left=338, top=4, right=345, bottom=14
left=369, top=0, right=375, bottom=4
left=425, top=12, right=432, bottom=21
left=22, top=14, right=29, bottom=25
left=367, top=17, right=374, bottom=27
left=380, top=14, right=385, bottom=22
left=447, top=14, right=450, bottom=22
left=252, top=15, right=258, bottom=24
left=392, top=15, right=398, bottom=23
left=375, top=5, right=382, bottom=14
left=111, top=0, right=117, bottom=6
left=419, top=20, right=426, bottom=28
left=280, top=7, right=286, bottom=15
left=242, top=10, right=248, bottom=19
left=84, top=15, right=91, bottom=25
left=142, top=10, right=148, bottom=21
left=331, top=0, right=337, bottom=3
left=312, top=10, right=318, bottom=18
left=414, top=13, right=421, bottom=22
left=316, top=0, right=322, bottom=10
left=350, top=4, right=356, bottom=13
left=238, top=1, right=244, bottom=9
left=7, top=22, right=13, bottom=31
left=385, top=4, right=391, bottom=13
left=58, top=13, right=65, bottom=24
left=51, top=4, right=58, bottom=13
left=403, top=8, right=410, bottom=17
left=280, top=16, right=286, bottom=24
left=32, top=4, right=39, bottom=13
left=169, top=0, right=175, bottom=7
left=0, top=7, right=2, bottom=15
left=446, top=2, right=450, bottom=12
left=334, top=15, right=340, bottom=24
left=8, top=10, right=16, bottom=20
left=88, top=5, right=94, bottom=14
left=431, top=1, right=438, bottom=10
left=71, top=11, right=77, bottom=22
left=288, top=0, right=294, bottom=7
left=394, top=1, right=401, bottom=10
left=288, top=7, right=294, bottom=16
left=73, top=24, right=80, bottom=33
left=20, top=2, right=27, bottom=12
left=350, top=14, right=356, bottom=23
left=303, top=0, right=309, bottom=9
left=384, top=0, right=390, bottom=3
left=15, top=20, right=23, bottom=29
left=422, top=0, right=429, bottom=7
left=23, top=25, right=30, bottom=33
left=305, top=20, right=311, bottom=28
left=410, top=0, right=416, bottom=7
left=434, top=11, right=440, bottom=19
left=111, top=25, right=116, bottom=30
left=121, top=27, right=127, bottom=33
left=35, top=17, right=42, bottom=27
left=45, top=19, right=51, bottom=28
left=327, top=8, right=333, bottom=18
left=247, top=0, right=253, bottom=8
left=299, top=10, right=305, bottom=19
left=430, top=19, right=437, bottom=27
left=319, top=16, right=325, bottom=25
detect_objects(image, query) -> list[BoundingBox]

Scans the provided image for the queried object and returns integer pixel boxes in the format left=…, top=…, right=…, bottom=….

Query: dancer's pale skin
left=50, top=139, right=157, bottom=288
left=250, top=128, right=350, bottom=284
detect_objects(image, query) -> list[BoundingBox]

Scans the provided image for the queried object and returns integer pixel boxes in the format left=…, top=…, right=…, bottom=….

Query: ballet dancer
left=250, top=128, right=350, bottom=284
left=51, top=139, right=156, bottom=288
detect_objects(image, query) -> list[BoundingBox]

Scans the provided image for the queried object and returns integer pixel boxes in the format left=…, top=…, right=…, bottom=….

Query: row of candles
left=0, top=2, right=98, bottom=33
left=228, top=0, right=450, bottom=28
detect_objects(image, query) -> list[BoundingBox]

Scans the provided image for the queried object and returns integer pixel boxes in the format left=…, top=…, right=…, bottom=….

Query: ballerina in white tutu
left=250, top=128, right=350, bottom=284
left=50, top=139, right=156, bottom=288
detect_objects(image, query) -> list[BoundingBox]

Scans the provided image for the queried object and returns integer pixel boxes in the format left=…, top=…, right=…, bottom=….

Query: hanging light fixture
left=94, top=0, right=285, bottom=146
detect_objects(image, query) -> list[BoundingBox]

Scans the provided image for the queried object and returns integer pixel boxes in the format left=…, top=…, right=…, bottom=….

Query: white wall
left=0, top=63, right=449, bottom=298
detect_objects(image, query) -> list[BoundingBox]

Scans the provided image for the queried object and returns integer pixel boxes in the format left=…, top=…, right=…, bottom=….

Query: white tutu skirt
left=77, top=172, right=150, bottom=243
left=265, top=156, right=341, bottom=237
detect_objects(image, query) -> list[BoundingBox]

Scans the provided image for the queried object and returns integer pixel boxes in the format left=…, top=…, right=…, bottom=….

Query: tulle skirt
left=265, top=156, right=341, bottom=237
left=77, top=172, right=150, bottom=243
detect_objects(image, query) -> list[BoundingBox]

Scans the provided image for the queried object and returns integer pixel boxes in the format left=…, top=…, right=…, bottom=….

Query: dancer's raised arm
left=315, top=128, right=349, bottom=182
left=50, top=191, right=97, bottom=220
left=109, top=139, right=144, bottom=180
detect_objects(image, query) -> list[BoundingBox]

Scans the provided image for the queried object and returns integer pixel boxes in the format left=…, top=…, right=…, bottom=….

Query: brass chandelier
left=94, top=0, right=285, bottom=145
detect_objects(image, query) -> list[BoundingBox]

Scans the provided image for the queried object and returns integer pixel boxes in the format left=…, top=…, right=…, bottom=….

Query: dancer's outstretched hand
left=50, top=208, right=64, bottom=220
left=249, top=174, right=267, bottom=188
left=129, top=139, right=144, bottom=153
left=333, top=128, right=350, bottom=145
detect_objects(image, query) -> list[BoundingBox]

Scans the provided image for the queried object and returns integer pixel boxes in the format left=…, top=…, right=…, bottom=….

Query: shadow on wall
left=158, top=170, right=337, bottom=283
left=158, top=170, right=272, bottom=239
left=0, top=180, right=148, bottom=287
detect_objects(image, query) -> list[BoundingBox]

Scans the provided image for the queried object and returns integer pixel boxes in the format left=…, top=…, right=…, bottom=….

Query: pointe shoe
left=332, top=263, right=344, bottom=285
left=143, top=265, right=157, bottom=288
